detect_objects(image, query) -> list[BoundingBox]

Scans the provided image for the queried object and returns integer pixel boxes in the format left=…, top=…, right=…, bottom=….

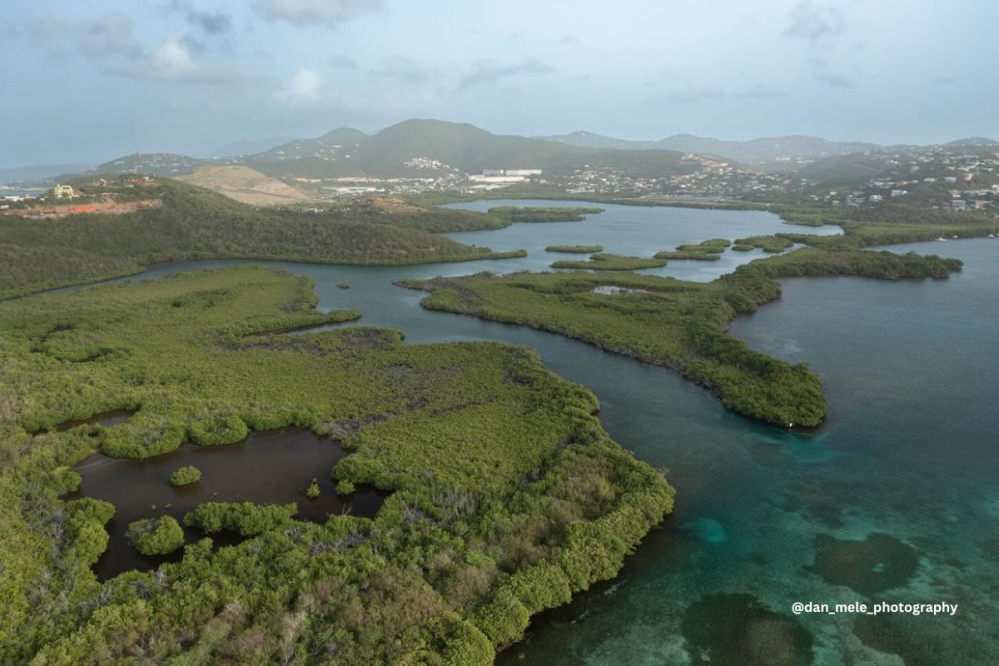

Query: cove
left=69, top=427, right=384, bottom=580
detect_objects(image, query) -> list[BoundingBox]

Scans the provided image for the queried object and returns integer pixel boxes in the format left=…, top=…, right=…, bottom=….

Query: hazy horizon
left=4, top=0, right=998, bottom=166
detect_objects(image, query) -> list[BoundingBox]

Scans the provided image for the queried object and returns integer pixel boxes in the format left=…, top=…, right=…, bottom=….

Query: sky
left=2, top=0, right=998, bottom=166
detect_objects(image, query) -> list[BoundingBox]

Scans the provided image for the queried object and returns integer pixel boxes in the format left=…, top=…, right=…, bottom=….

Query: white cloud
left=150, top=36, right=199, bottom=80
left=279, top=68, right=323, bottom=103
left=255, top=0, right=382, bottom=26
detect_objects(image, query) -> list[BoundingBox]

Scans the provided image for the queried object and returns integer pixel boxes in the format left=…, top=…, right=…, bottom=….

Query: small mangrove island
left=546, top=244, right=605, bottom=253
left=655, top=238, right=732, bottom=261
left=551, top=253, right=668, bottom=271
left=486, top=206, right=604, bottom=223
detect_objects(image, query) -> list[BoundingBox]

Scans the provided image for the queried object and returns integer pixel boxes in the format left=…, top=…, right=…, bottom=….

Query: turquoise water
left=80, top=206, right=997, bottom=664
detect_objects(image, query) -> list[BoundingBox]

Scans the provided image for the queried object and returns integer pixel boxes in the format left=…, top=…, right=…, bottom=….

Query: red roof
left=70, top=205, right=98, bottom=214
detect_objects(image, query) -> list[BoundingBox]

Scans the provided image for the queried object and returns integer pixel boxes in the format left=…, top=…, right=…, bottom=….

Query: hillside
left=93, top=153, right=209, bottom=177
left=240, top=127, right=369, bottom=178
left=93, top=120, right=695, bottom=181
left=539, top=131, right=878, bottom=167
left=175, top=165, right=317, bottom=206
left=0, top=178, right=520, bottom=299
left=796, top=152, right=895, bottom=187
left=945, top=137, right=999, bottom=147
left=247, top=120, right=695, bottom=179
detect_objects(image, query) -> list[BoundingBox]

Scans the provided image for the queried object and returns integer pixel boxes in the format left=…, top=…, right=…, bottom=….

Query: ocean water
left=67, top=205, right=998, bottom=664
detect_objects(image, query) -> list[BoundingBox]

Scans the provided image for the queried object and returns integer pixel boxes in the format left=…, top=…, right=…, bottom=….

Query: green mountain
left=249, top=119, right=694, bottom=179
left=539, top=131, right=878, bottom=166
left=93, top=153, right=209, bottom=177
left=94, top=120, right=694, bottom=180
left=945, top=137, right=999, bottom=147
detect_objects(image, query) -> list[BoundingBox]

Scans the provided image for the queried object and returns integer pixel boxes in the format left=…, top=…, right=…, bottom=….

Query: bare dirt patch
left=175, top=165, right=317, bottom=206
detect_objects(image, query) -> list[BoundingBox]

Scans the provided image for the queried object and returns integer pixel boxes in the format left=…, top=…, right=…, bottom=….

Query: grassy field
left=401, top=248, right=962, bottom=427
left=0, top=266, right=671, bottom=664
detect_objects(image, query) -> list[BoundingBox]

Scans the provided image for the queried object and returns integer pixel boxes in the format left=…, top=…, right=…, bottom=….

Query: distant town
left=2, top=124, right=997, bottom=219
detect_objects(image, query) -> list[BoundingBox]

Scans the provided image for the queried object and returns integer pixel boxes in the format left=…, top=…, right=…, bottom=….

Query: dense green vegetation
left=551, top=253, right=668, bottom=271
left=170, top=465, right=202, bottom=486
left=0, top=266, right=671, bottom=664
left=546, top=245, right=605, bottom=253
left=486, top=206, right=604, bottom=223
left=655, top=238, right=731, bottom=261
left=126, top=516, right=186, bottom=556
left=0, top=178, right=524, bottom=300
left=732, top=235, right=796, bottom=253
left=402, top=248, right=962, bottom=427
left=184, top=502, right=299, bottom=536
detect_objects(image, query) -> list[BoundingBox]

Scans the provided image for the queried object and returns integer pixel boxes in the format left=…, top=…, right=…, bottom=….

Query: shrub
left=169, top=466, right=201, bottom=486
left=126, top=516, right=185, bottom=556
left=184, top=502, right=297, bottom=536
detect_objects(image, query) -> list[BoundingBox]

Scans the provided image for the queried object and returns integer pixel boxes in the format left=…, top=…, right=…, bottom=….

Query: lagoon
left=70, top=203, right=999, bottom=663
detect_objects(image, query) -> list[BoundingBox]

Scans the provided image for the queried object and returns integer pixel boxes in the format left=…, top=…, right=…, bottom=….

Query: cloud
left=458, top=58, right=551, bottom=91
left=737, top=84, right=787, bottom=99
left=370, top=55, right=430, bottom=82
left=783, top=2, right=844, bottom=47
left=662, top=86, right=726, bottom=104
left=30, top=11, right=142, bottom=58
left=28, top=10, right=242, bottom=85
left=106, top=35, right=236, bottom=85
left=255, top=0, right=382, bottom=26
left=330, top=54, right=358, bottom=69
left=150, top=36, right=200, bottom=79
left=170, top=1, right=233, bottom=35
left=815, top=72, right=856, bottom=89
left=279, top=68, right=323, bottom=103
left=81, top=11, right=144, bottom=57
left=934, top=76, right=957, bottom=85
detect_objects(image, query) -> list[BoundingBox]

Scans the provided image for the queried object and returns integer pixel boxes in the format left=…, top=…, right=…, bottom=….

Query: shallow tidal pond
left=70, top=427, right=383, bottom=580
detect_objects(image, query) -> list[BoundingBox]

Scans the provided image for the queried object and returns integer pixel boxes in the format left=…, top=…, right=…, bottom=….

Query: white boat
left=936, top=237, right=947, bottom=242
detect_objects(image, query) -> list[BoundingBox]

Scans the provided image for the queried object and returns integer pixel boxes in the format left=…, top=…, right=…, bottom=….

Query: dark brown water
left=71, top=427, right=384, bottom=580
left=56, top=409, right=135, bottom=432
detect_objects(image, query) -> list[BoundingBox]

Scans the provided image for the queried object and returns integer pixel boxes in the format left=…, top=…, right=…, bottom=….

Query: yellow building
left=53, top=184, right=74, bottom=199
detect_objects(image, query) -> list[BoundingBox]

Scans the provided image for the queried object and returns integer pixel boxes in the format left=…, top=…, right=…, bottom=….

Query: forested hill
left=91, top=120, right=696, bottom=180
left=537, top=131, right=878, bottom=166
left=0, top=178, right=520, bottom=300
